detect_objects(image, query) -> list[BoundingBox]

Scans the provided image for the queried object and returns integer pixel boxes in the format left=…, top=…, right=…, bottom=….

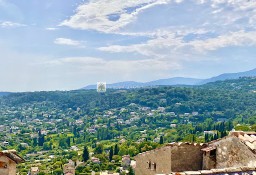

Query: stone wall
left=209, top=136, right=256, bottom=169
left=202, top=150, right=216, bottom=170
left=134, top=146, right=172, bottom=175
left=171, top=143, right=204, bottom=172
left=134, top=143, right=206, bottom=175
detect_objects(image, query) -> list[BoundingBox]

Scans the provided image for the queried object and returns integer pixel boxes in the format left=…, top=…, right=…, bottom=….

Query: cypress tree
left=82, top=146, right=89, bottom=162
left=205, top=133, right=208, bottom=143
left=159, top=136, right=164, bottom=144
left=114, top=144, right=119, bottom=155
left=109, top=146, right=113, bottom=161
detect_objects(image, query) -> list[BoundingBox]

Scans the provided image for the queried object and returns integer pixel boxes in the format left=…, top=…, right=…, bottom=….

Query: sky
left=1, top=0, right=256, bottom=92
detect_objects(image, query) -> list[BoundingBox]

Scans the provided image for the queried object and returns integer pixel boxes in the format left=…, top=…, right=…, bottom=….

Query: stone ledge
left=225, top=167, right=242, bottom=173
left=211, top=168, right=227, bottom=173
left=240, top=166, right=256, bottom=171
left=200, top=170, right=213, bottom=174
left=155, top=167, right=256, bottom=175
left=184, top=171, right=202, bottom=175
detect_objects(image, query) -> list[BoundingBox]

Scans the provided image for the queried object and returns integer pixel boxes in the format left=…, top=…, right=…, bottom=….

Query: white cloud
left=46, top=27, right=58, bottom=31
left=99, top=30, right=256, bottom=59
left=54, top=38, right=83, bottom=46
left=60, top=0, right=172, bottom=33
left=0, top=21, right=26, bottom=28
left=188, top=30, right=256, bottom=52
left=61, top=0, right=256, bottom=34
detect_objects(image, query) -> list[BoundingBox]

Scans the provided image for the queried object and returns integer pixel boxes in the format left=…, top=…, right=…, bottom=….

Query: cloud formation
left=46, top=27, right=58, bottom=31
left=0, top=21, right=26, bottom=28
left=99, top=31, right=256, bottom=56
left=60, top=0, right=174, bottom=33
left=54, top=38, right=82, bottom=46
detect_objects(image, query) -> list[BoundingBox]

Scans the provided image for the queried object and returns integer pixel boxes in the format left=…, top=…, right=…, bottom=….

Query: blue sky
left=1, top=0, right=256, bottom=91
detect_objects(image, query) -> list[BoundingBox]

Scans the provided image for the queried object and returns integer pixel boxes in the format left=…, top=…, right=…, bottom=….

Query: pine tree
left=82, top=146, right=89, bottom=162
left=109, top=146, right=113, bottom=161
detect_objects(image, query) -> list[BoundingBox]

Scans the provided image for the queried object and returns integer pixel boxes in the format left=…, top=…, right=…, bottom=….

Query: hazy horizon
left=1, top=0, right=256, bottom=91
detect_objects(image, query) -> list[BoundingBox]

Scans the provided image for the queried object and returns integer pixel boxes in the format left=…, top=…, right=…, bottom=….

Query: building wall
left=202, top=151, right=216, bottom=170
left=171, top=144, right=203, bottom=172
left=0, top=156, right=17, bottom=175
left=209, top=136, right=256, bottom=169
left=63, top=164, right=75, bottom=175
left=134, top=146, right=172, bottom=175
left=134, top=143, right=205, bottom=175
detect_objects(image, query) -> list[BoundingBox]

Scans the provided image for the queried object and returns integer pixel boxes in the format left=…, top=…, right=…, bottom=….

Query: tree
left=109, top=146, right=113, bottom=161
left=82, top=146, right=89, bottom=162
left=114, top=144, right=119, bottom=155
left=38, top=135, right=45, bottom=146
left=38, top=130, right=45, bottom=146
left=66, top=137, right=71, bottom=147
left=128, top=166, right=135, bottom=175
left=53, top=168, right=62, bottom=175
left=159, top=136, right=164, bottom=144
left=32, top=137, right=37, bottom=146
left=205, top=133, right=209, bottom=143
left=95, top=144, right=103, bottom=154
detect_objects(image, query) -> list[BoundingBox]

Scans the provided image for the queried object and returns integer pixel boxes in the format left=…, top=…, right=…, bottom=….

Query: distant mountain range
left=83, top=68, right=256, bottom=89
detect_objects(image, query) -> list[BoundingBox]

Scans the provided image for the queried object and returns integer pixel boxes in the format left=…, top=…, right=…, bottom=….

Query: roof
left=65, top=173, right=74, bottom=175
left=0, top=150, right=25, bottom=164
left=201, top=146, right=216, bottom=152
left=229, top=131, right=256, bottom=151
left=31, top=167, right=39, bottom=172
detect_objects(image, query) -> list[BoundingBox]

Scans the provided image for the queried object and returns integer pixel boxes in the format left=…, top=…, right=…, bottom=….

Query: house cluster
left=134, top=131, right=256, bottom=175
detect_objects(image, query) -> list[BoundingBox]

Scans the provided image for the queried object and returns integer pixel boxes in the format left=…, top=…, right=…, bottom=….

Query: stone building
left=0, top=150, right=25, bottom=175
left=63, top=162, right=75, bottom=175
left=30, top=167, right=39, bottom=175
left=134, top=131, right=256, bottom=175
left=202, top=131, right=256, bottom=170
left=122, top=155, right=131, bottom=170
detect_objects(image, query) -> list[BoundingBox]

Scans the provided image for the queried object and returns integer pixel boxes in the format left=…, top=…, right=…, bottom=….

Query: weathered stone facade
left=171, top=143, right=204, bottom=172
left=134, top=131, right=256, bottom=175
left=203, top=136, right=256, bottom=170
left=0, top=155, right=16, bottom=175
left=0, top=150, right=25, bottom=175
left=134, top=143, right=206, bottom=175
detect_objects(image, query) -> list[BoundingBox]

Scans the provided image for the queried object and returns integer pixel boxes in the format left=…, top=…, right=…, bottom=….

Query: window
left=147, top=160, right=151, bottom=169
left=210, top=149, right=216, bottom=156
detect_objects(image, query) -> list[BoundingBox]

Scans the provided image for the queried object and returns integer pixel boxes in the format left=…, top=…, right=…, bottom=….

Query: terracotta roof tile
left=0, top=150, right=25, bottom=164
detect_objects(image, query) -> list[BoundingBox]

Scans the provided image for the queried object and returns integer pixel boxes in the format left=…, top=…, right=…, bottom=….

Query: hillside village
left=0, top=78, right=256, bottom=174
